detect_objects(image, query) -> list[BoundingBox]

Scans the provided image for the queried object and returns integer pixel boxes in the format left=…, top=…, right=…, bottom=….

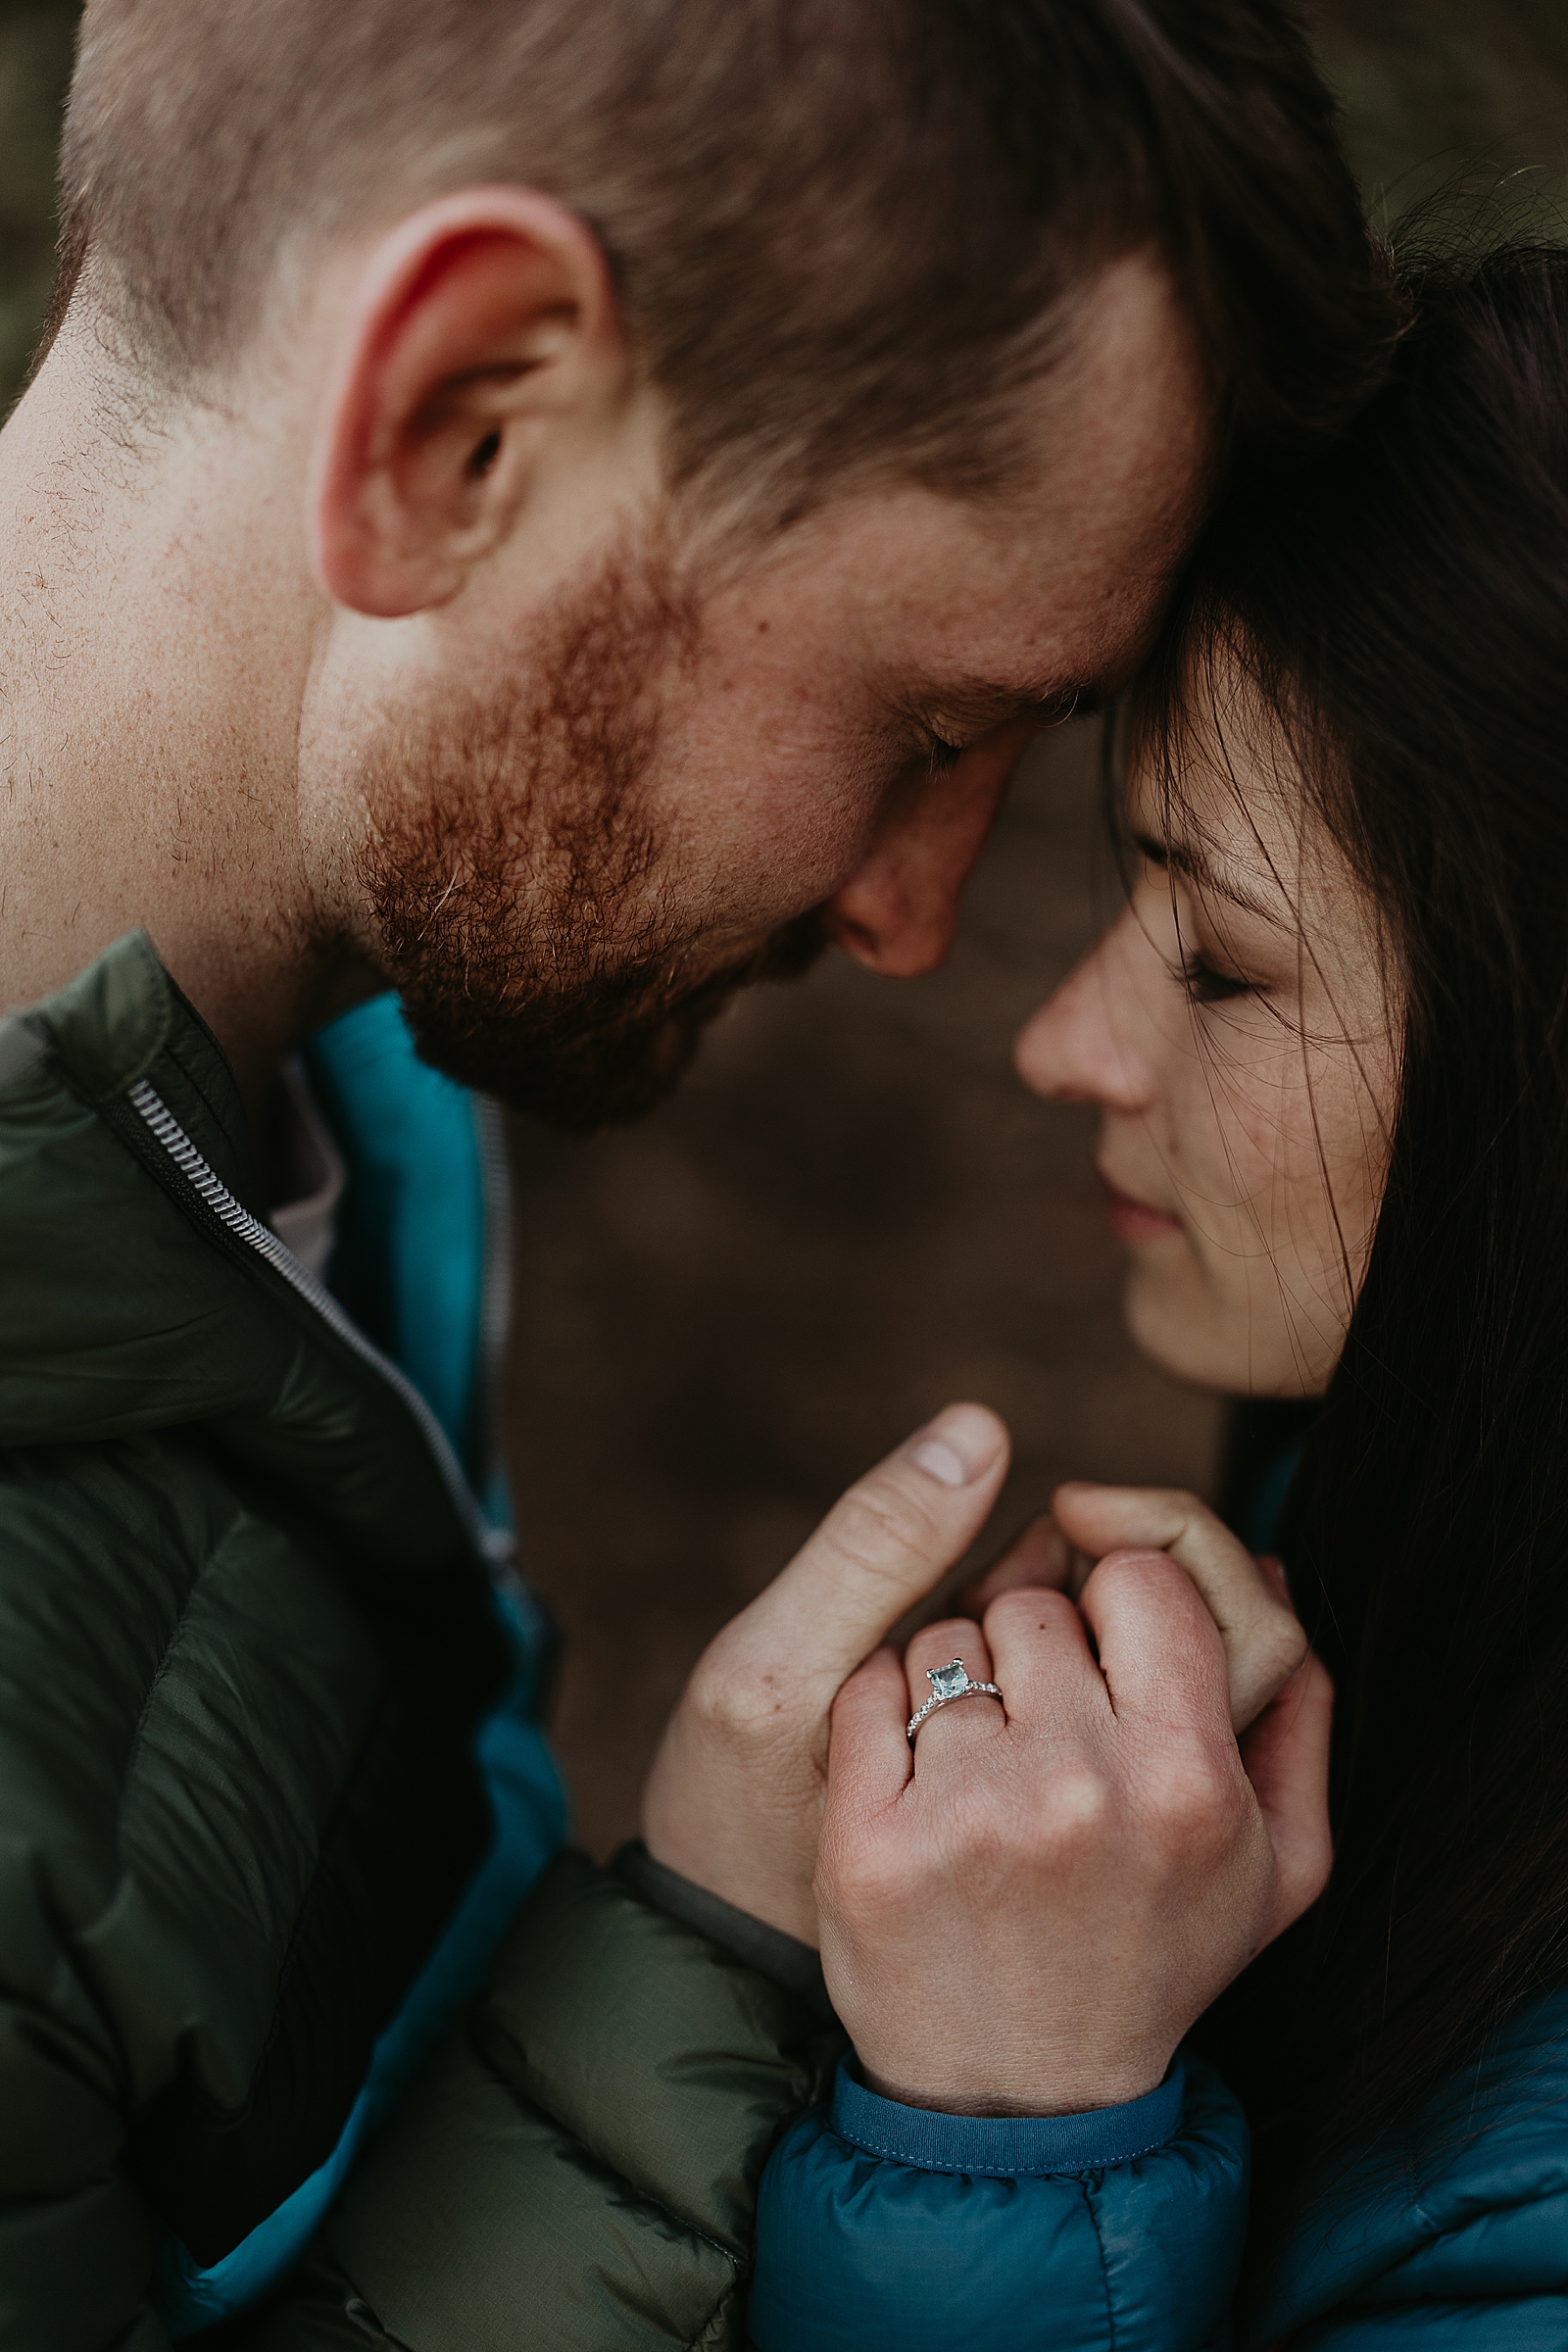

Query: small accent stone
left=928, top=1658, right=968, bottom=1699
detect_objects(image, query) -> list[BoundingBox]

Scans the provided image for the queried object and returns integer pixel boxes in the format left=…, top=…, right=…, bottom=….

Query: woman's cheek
left=1302, top=1041, right=1394, bottom=1313
left=1165, top=1042, right=1281, bottom=1242
left=1117, top=1208, right=1250, bottom=1387
left=1142, top=1050, right=1324, bottom=1391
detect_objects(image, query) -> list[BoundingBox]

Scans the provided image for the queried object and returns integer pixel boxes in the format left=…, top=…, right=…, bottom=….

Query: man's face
left=345, top=253, right=1210, bottom=1125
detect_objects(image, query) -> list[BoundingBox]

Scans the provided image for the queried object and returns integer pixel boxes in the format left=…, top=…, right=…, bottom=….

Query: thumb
left=718, top=1404, right=1009, bottom=1710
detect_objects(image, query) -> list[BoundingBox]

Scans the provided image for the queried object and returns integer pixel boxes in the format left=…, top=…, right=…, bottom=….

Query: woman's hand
left=814, top=1551, right=1333, bottom=2116
left=640, top=1404, right=1010, bottom=1944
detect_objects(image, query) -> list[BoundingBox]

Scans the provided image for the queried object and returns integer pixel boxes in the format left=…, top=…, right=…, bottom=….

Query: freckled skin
left=1015, top=723, right=1397, bottom=1396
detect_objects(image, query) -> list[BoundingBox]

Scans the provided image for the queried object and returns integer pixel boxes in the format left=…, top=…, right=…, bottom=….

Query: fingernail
left=908, top=1404, right=1004, bottom=1488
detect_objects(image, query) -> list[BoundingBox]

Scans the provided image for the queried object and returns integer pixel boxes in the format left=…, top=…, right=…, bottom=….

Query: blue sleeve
left=748, top=2054, right=1249, bottom=2352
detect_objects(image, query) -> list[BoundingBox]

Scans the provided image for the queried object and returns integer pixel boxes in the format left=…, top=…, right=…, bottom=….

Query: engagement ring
left=906, top=1656, right=1004, bottom=1741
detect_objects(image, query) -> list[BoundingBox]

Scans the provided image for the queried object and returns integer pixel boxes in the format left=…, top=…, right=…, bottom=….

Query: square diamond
left=929, top=1658, right=968, bottom=1699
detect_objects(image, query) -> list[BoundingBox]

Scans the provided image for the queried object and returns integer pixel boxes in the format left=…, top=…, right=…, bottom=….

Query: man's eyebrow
left=1133, top=828, right=1283, bottom=923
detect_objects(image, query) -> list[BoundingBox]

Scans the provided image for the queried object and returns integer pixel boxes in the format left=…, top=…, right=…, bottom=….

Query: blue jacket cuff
left=828, top=2055, right=1186, bottom=2178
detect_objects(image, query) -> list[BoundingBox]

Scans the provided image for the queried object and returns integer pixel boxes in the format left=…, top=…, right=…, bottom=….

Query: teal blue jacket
left=746, top=1391, right=1568, bottom=2347
left=750, top=1977, right=1568, bottom=2344
left=748, top=1391, right=1567, bottom=2352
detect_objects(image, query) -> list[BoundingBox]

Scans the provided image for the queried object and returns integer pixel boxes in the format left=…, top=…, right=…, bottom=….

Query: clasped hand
left=642, top=1404, right=1332, bottom=2117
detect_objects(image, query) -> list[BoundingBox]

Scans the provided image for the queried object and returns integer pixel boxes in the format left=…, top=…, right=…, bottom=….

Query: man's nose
left=1013, top=916, right=1151, bottom=1110
left=823, top=722, right=1035, bottom=978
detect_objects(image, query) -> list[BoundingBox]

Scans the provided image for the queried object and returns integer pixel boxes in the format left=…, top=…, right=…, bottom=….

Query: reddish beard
left=355, top=539, right=827, bottom=1130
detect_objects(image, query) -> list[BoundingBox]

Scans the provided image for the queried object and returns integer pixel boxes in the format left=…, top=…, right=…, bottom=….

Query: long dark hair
left=1137, top=240, right=1568, bottom=2176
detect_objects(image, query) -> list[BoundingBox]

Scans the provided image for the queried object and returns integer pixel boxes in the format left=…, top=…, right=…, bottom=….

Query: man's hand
left=640, top=1404, right=1009, bottom=1944
left=966, top=1482, right=1306, bottom=1731
left=815, top=1553, right=1333, bottom=2116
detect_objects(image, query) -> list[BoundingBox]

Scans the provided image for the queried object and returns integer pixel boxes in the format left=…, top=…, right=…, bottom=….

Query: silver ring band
left=906, top=1657, right=1004, bottom=1742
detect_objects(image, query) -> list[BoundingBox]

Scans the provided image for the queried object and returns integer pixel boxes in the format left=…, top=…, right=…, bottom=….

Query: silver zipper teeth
left=126, top=1076, right=508, bottom=1564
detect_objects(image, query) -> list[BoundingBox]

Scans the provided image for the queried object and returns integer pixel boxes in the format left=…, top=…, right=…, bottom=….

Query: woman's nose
left=1014, top=918, right=1152, bottom=1110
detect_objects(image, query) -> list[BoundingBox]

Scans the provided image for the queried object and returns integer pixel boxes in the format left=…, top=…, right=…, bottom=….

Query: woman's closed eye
left=1178, top=945, right=1257, bottom=1005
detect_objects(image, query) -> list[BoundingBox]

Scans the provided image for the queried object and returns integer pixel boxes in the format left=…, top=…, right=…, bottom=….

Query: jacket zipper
left=125, top=1075, right=509, bottom=1566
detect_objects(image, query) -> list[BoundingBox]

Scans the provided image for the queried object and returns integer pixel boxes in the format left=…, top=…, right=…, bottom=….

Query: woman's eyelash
left=1179, top=949, right=1253, bottom=1005
left=927, top=732, right=963, bottom=771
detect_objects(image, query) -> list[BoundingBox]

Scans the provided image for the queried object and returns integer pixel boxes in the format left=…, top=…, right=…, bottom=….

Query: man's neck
left=0, top=339, right=381, bottom=1153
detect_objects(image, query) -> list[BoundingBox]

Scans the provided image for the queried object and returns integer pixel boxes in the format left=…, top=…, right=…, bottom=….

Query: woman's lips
left=1100, top=1174, right=1184, bottom=1245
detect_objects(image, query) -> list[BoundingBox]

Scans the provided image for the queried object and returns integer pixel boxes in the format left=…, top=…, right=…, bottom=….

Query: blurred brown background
left=3, top=0, right=1566, bottom=1856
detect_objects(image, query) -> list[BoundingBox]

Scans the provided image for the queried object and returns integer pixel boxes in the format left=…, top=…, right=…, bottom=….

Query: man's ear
left=312, top=188, right=629, bottom=617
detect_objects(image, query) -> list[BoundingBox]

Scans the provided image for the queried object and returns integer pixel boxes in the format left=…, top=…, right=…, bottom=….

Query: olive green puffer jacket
left=0, top=933, right=840, bottom=2352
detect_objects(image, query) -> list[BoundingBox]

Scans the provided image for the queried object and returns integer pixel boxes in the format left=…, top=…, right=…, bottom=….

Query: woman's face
left=1016, top=721, right=1399, bottom=1396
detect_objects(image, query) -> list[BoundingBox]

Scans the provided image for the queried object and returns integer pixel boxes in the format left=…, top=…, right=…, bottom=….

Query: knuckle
left=1158, top=1488, right=1204, bottom=1521
left=1039, top=1759, right=1116, bottom=1853
left=1099, top=1546, right=1174, bottom=1588
left=917, top=1614, right=983, bottom=1655
left=985, top=1584, right=1075, bottom=1639
left=1148, top=1734, right=1248, bottom=1847
left=1266, top=1613, right=1310, bottom=1679
left=687, top=1654, right=793, bottom=1741
left=827, top=1478, right=943, bottom=1574
left=1117, top=1486, right=1200, bottom=1538
left=818, top=1828, right=922, bottom=1920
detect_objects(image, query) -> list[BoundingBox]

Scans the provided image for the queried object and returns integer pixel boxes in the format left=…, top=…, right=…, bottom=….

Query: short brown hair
left=57, top=0, right=1386, bottom=514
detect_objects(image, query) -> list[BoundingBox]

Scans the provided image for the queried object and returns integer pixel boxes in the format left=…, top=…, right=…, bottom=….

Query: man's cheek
left=663, top=712, right=909, bottom=910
